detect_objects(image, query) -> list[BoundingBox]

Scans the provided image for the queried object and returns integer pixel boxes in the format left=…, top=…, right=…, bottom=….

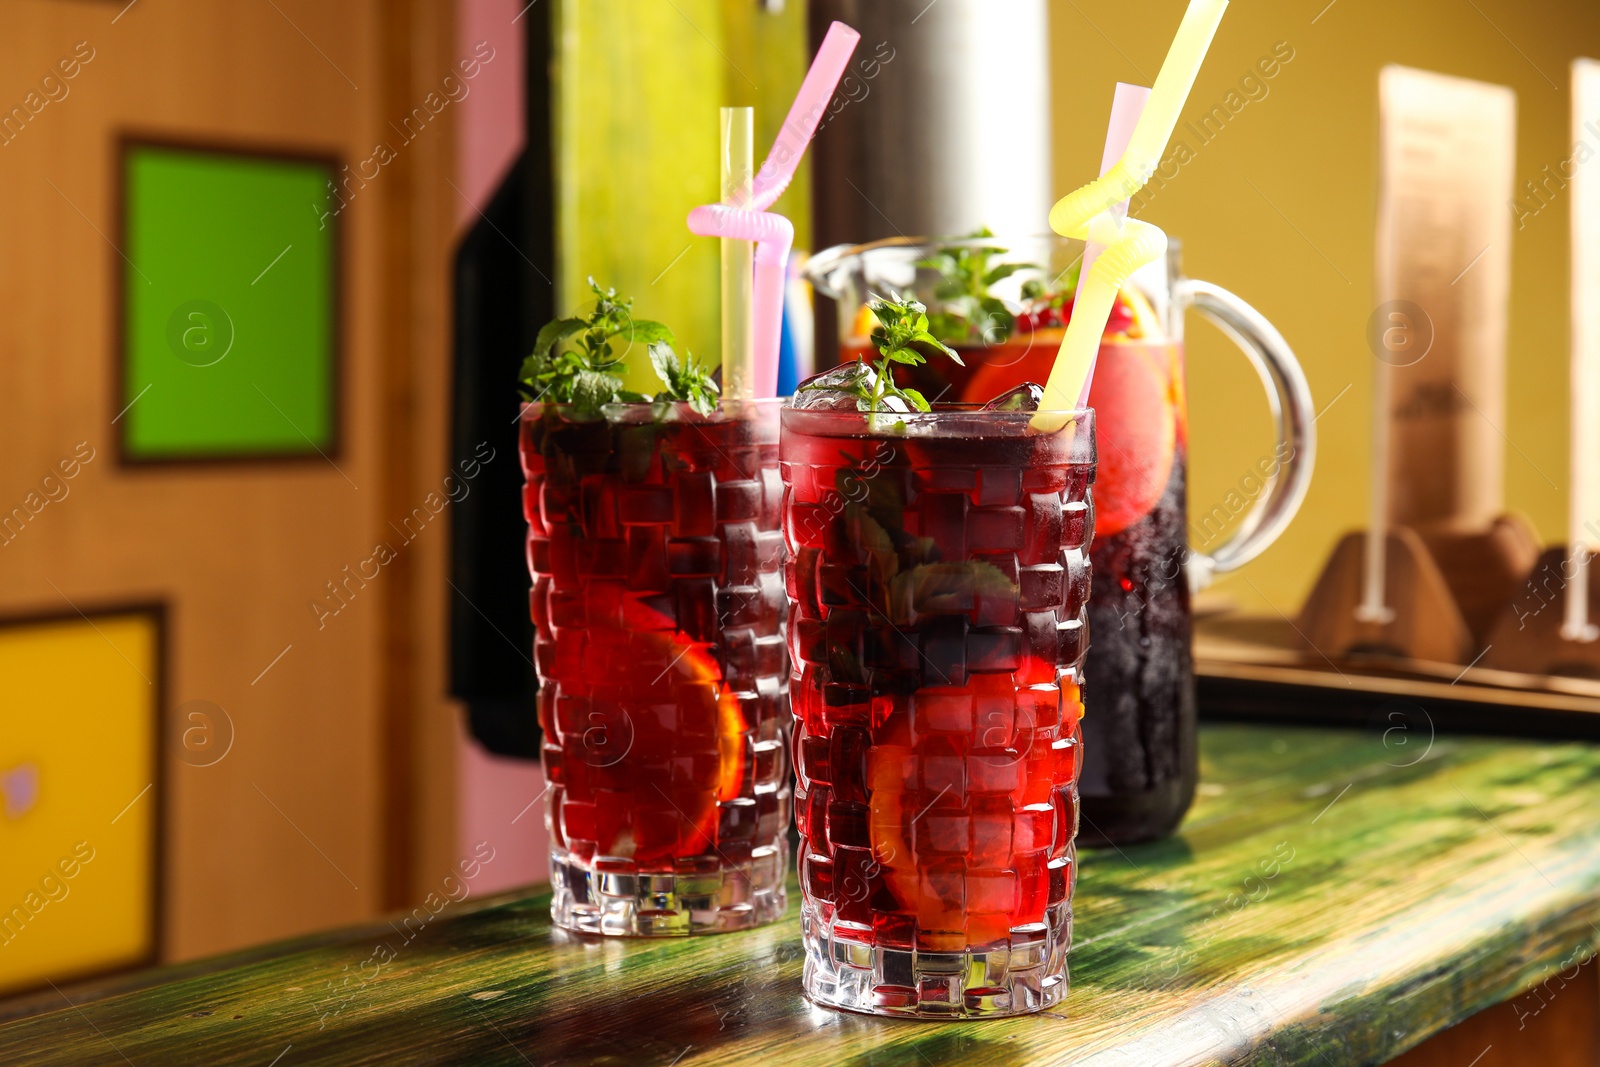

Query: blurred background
left=1, top=0, right=1598, bottom=1000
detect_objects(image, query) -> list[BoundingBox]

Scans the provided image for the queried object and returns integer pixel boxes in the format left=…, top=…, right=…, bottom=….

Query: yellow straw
left=1035, top=0, right=1229, bottom=431
left=720, top=107, right=756, bottom=401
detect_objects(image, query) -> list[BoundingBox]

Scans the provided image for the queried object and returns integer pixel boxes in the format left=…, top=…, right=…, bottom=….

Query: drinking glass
left=522, top=399, right=790, bottom=935
left=805, top=236, right=1313, bottom=844
left=782, top=403, right=1096, bottom=1017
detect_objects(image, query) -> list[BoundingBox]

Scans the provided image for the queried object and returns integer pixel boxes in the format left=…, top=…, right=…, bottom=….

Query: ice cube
left=791, top=364, right=912, bottom=415
left=791, top=363, right=875, bottom=411
left=787, top=390, right=863, bottom=413
left=982, top=382, right=1045, bottom=413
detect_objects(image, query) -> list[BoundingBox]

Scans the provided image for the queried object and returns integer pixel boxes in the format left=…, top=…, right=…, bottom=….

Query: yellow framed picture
left=0, top=607, right=162, bottom=995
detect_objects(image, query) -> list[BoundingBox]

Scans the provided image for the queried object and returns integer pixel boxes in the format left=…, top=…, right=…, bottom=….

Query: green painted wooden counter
left=4, top=723, right=1600, bottom=1066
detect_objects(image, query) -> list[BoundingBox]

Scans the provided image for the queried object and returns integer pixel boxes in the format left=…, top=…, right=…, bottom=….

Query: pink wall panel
left=453, top=0, right=548, bottom=894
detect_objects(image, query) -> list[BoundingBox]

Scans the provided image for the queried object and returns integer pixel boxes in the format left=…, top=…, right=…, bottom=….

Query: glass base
left=801, top=902, right=1072, bottom=1019
left=549, top=845, right=787, bottom=936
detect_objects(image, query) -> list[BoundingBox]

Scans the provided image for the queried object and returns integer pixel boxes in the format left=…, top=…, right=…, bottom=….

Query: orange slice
left=1085, top=341, right=1178, bottom=538
left=1120, top=286, right=1165, bottom=342
left=599, top=597, right=747, bottom=856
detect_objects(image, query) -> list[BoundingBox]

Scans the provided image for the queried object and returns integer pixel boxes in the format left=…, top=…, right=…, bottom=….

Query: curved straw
left=1071, top=82, right=1151, bottom=408
left=689, top=21, right=861, bottom=399
left=1047, top=0, right=1228, bottom=239
left=750, top=22, right=862, bottom=212
left=1056, top=216, right=1168, bottom=391
left=687, top=205, right=795, bottom=401
left=1035, top=0, right=1229, bottom=430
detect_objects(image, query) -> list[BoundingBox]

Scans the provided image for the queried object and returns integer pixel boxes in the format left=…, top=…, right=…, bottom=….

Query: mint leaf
left=518, top=350, right=550, bottom=387
left=572, top=370, right=624, bottom=413
left=869, top=301, right=906, bottom=331
left=909, top=331, right=960, bottom=362
left=982, top=263, right=1027, bottom=286
left=648, top=341, right=720, bottom=417
left=649, top=342, right=682, bottom=383
left=533, top=318, right=586, bottom=359
left=621, top=319, right=676, bottom=349
left=916, top=252, right=960, bottom=279
left=888, top=561, right=1018, bottom=625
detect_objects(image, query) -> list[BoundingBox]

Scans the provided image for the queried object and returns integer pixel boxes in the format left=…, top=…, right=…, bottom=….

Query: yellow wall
left=554, top=0, right=809, bottom=389
left=1049, top=0, right=1600, bottom=613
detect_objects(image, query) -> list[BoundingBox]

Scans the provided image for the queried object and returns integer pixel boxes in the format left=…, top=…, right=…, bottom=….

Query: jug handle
left=1173, top=278, right=1317, bottom=592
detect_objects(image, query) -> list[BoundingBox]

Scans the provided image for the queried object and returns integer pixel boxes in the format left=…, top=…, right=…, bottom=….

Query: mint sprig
left=798, top=291, right=961, bottom=419
left=519, top=278, right=673, bottom=411
left=519, top=279, right=727, bottom=419
left=866, top=292, right=962, bottom=413
left=1020, top=260, right=1077, bottom=316
left=917, top=228, right=1037, bottom=345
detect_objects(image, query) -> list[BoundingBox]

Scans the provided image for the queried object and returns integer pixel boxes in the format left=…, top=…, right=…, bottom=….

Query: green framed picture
left=118, top=140, right=340, bottom=462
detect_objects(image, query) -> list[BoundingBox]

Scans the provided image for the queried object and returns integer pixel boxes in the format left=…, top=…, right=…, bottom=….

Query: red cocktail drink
left=782, top=404, right=1095, bottom=1017
left=523, top=399, right=789, bottom=935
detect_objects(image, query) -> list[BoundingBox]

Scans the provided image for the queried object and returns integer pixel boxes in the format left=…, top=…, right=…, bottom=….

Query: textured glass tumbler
left=522, top=399, right=790, bottom=936
left=781, top=406, right=1096, bottom=1017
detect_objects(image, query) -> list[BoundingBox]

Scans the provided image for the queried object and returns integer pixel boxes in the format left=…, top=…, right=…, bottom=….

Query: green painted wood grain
left=553, top=0, right=810, bottom=394
left=4, top=725, right=1600, bottom=1065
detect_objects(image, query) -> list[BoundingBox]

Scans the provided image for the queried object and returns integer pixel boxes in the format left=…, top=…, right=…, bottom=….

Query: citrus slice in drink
left=1117, top=285, right=1164, bottom=341
left=863, top=669, right=1052, bottom=952
left=591, top=596, right=747, bottom=860
left=1085, top=340, right=1178, bottom=539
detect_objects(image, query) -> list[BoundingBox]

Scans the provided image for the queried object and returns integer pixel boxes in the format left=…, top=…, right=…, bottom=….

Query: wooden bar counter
left=4, top=723, right=1599, bottom=1066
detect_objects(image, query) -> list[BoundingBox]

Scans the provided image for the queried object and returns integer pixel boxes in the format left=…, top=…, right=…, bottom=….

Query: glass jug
left=804, top=234, right=1315, bottom=843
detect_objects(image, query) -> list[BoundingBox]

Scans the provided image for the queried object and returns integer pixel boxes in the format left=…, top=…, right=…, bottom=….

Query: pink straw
left=1074, top=82, right=1151, bottom=408
left=687, top=21, right=861, bottom=399
left=686, top=204, right=794, bottom=399
left=751, top=22, right=862, bottom=212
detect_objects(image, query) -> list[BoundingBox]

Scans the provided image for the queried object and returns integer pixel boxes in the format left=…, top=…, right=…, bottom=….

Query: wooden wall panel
left=374, top=0, right=462, bottom=913
left=0, top=0, right=456, bottom=970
